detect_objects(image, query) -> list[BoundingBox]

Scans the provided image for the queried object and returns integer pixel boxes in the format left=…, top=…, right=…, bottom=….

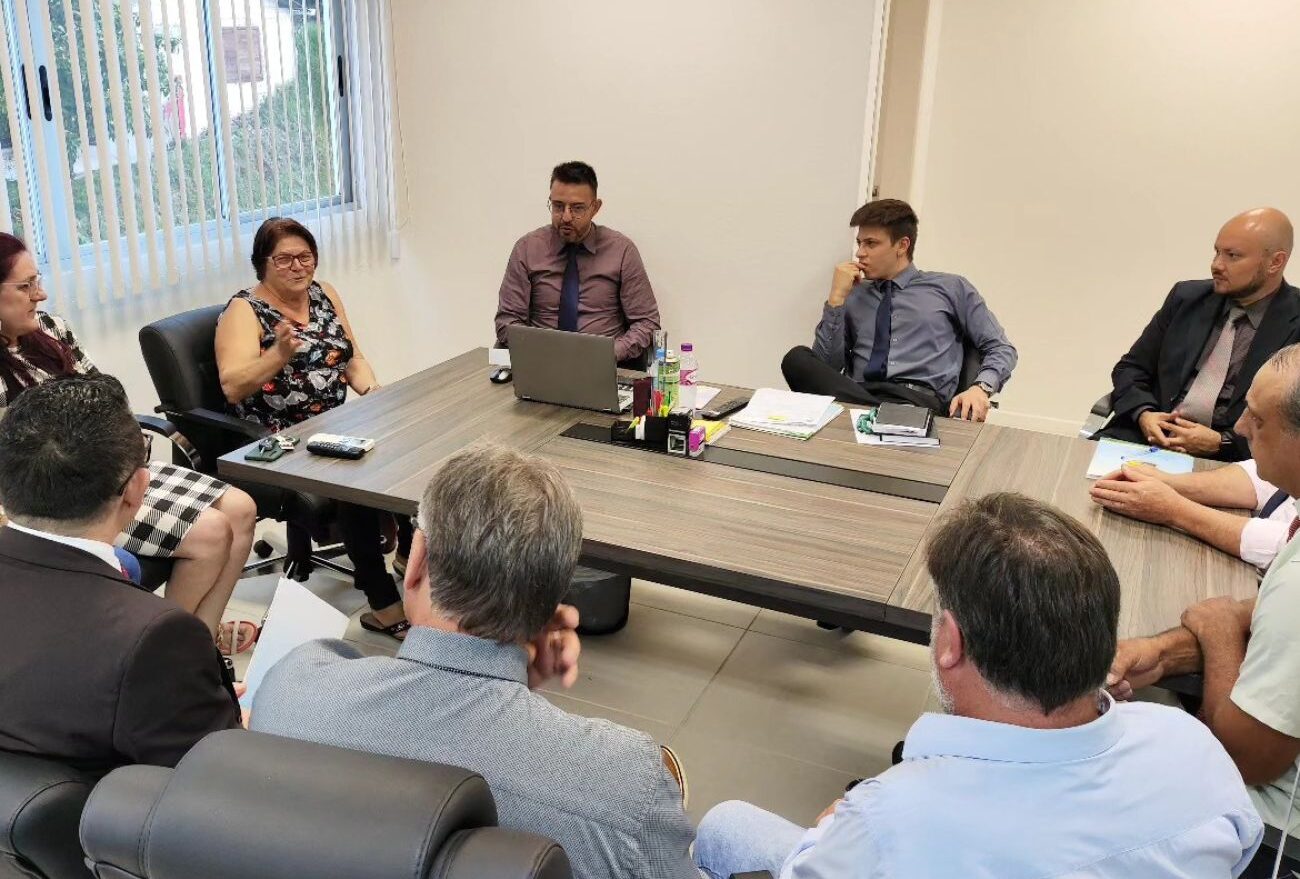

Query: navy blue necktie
left=559, top=244, right=580, bottom=332
left=862, top=280, right=895, bottom=382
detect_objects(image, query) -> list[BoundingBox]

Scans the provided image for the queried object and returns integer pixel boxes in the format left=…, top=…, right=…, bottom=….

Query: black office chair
left=0, top=750, right=94, bottom=879
left=138, top=305, right=351, bottom=581
left=1080, top=391, right=1114, bottom=438
left=79, top=730, right=571, bottom=879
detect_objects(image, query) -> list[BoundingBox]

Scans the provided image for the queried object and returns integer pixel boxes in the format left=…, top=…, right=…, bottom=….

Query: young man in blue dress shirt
left=782, top=198, right=1017, bottom=421
left=694, top=492, right=1262, bottom=878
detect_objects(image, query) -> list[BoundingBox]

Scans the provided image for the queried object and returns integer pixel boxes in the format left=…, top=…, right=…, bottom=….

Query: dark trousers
left=334, top=503, right=406, bottom=610
left=781, top=346, right=945, bottom=414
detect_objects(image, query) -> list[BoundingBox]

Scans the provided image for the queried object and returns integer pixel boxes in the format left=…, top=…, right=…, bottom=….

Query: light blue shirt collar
left=396, top=625, right=530, bottom=686
left=903, top=690, right=1119, bottom=764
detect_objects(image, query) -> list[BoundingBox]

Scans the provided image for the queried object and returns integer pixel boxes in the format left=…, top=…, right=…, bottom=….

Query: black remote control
left=307, top=441, right=364, bottom=459
left=306, top=433, right=374, bottom=459
left=699, top=396, right=750, bottom=420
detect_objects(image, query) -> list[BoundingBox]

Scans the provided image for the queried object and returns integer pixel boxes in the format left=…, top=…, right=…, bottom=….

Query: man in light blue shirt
left=694, top=492, right=1262, bottom=878
left=781, top=198, right=1016, bottom=421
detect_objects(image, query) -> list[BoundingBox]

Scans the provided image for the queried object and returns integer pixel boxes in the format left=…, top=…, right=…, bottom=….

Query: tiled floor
left=222, top=534, right=936, bottom=829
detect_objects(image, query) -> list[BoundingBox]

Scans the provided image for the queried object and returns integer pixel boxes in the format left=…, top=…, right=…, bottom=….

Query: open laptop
left=507, top=325, right=634, bottom=413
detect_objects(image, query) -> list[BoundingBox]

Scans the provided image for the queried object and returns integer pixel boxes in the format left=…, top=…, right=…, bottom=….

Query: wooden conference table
left=218, top=348, right=1259, bottom=643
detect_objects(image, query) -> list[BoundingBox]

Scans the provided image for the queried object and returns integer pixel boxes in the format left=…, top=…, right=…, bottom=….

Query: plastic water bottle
left=679, top=342, right=699, bottom=411
left=650, top=329, right=668, bottom=391
left=661, top=352, right=681, bottom=413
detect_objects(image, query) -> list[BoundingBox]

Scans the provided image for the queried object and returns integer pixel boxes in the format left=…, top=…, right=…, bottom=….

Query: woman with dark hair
left=214, top=217, right=411, bottom=639
left=0, top=232, right=258, bottom=648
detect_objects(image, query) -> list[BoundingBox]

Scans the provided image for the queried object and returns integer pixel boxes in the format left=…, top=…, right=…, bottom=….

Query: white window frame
left=1, top=0, right=357, bottom=276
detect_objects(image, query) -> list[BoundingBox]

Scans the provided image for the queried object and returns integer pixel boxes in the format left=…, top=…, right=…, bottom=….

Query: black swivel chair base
left=565, top=566, right=632, bottom=635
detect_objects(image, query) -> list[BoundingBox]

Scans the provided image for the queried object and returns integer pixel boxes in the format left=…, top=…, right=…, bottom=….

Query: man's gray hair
left=417, top=442, right=583, bottom=642
left=1267, top=343, right=1300, bottom=433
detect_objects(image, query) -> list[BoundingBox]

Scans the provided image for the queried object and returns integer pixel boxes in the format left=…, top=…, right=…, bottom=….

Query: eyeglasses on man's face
left=270, top=252, right=317, bottom=270
left=117, top=433, right=154, bottom=496
left=547, top=200, right=592, bottom=219
left=1, top=274, right=43, bottom=295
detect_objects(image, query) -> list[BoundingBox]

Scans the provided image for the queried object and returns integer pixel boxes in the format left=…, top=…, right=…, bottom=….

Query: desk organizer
left=610, top=413, right=705, bottom=457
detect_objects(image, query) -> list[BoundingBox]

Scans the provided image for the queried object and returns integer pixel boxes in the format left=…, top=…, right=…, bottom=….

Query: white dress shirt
left=3, top=521, right=122, bottom=571
left=1237, top=459, right=1294, bottom=568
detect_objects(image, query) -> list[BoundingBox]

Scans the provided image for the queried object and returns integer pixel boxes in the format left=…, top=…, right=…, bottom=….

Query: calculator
left=306, top=433, right=376, bottom=459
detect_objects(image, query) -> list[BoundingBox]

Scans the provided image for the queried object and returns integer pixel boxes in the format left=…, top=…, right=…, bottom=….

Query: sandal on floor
left=360, top=612, right=410, bottom=641
left=217, top=620, right=260, bottom=654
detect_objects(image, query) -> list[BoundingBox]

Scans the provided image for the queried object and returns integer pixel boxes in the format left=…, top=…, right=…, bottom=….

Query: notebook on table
left=851, top=408, right=941, bottom=448
left=873, top=402, right=932, bottom=437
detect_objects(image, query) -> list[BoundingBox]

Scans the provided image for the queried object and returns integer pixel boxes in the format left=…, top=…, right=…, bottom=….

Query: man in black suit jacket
left=0, top=375, right=240, bottom=776
left=1101, top=208, right=1297, bottom=461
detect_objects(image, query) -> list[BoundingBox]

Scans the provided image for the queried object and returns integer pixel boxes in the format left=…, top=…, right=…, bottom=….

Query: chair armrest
left=136, top=414, right=203, bottom=471
left=1090, top=392, right=1113, bottom=418
left=157, top=405, right=270, bottom=440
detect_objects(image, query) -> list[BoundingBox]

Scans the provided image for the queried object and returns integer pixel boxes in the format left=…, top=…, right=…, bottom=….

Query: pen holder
left=611, top=413, right=695, bottom=457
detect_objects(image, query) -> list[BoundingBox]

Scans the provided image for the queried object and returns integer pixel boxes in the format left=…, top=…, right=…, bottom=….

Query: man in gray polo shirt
left=251, top=443, right=697, bottom=879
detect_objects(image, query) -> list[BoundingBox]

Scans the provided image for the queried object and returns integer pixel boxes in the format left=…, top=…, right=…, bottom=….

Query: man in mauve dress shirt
left=495, top=161, right=661, bottom=365
left=781, top=198, right=1017, bottom=421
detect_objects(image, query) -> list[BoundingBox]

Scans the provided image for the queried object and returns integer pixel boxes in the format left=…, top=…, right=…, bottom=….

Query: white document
left=693, top=385, right=722, bottom=410
left=240, top=577, right=350, bottom=708
left=489, top=348, right=512, bottom=367
left=733, top=402, right=843, bottom=440
left=731, top=388, right=837, bottom=427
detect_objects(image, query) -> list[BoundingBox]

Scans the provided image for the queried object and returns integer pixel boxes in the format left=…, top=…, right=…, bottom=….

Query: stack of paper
left=729, top=389, right=843, bottom=440
left=851, top=408, right=941, bottom=448
left=692, top=418, right=732, bottom=444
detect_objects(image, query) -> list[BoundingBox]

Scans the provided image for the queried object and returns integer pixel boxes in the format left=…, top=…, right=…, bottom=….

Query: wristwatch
left=974, top=381, right=995, bottom=396
left=1220, top=430, right=1234, bottom=451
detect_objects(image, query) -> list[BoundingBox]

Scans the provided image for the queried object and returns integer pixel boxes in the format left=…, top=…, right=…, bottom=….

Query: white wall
left=910, top=0, right=1300, bottom=433
left=382, top=0, right=881, bottom=390
left=74, top=0, right=881, bottom=412
left=89, top=0, right=1298, bottom=439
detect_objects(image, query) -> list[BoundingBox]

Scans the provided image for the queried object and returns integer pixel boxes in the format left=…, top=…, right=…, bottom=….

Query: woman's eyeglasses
left=269, top=253, right=317, bottom=270
left=1, top=274, right=43, bottom=295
